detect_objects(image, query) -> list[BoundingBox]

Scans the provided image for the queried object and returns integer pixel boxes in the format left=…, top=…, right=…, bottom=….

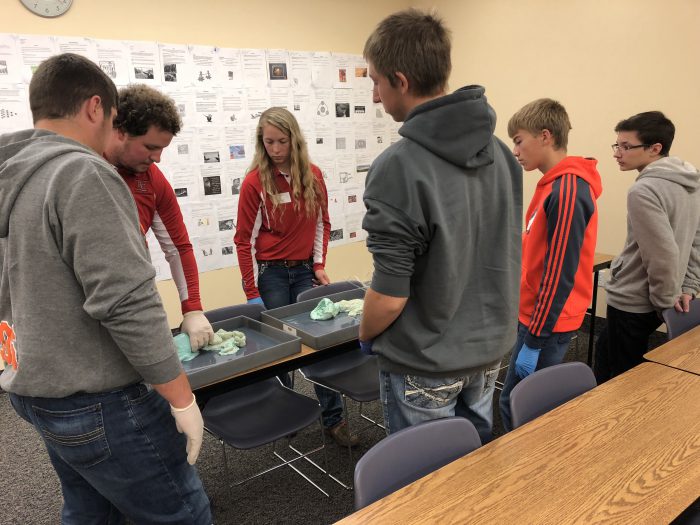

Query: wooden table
left=337, top=362, right=700, bottom=525
left=645, top=324, right=700, bottom=375
left=587, top=252, right=615, bottom=366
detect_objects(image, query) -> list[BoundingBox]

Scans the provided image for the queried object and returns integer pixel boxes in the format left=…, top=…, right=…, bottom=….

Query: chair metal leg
left=587, top=270, right=601, bottom=366
left=329, top=395, right=385, bottom=490
left=280, top=417, right=334, bottom=495
left=297, top=376, right=386, bottom=489
left=210, top=424, right=330, bottom=497
left=341, top=395, right=355, bottom=485
left=221, top=439, right=230, bottom=485
left=273, top=448, right=330, bottom=497
left=494, top=363, right=509, bottom=392
left=288, top=418, right=329, bottom=474
left=358, top=401, right=385, bottom=430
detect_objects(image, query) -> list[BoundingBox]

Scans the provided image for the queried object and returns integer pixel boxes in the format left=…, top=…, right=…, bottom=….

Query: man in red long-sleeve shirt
left=104, top=85, right=214, bottom=350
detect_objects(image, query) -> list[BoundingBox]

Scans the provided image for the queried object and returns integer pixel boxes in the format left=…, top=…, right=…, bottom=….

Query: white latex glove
left=170, top=394, right=204, bottom=465
left=181, top=310, right=214, bottom=351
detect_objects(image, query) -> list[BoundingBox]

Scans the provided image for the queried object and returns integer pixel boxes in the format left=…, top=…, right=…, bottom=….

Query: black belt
left=259, top=259, right=311, bottom=268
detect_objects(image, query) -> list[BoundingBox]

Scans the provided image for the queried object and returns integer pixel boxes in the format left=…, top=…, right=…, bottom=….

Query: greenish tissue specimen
left=202, top=329, right=247, bottom=355
left=174, top=333, right=197, bottom=362
left=310, top=298, right=340, bottom=320
left=310, top=298, right=364, bottom=320
left=175, top=329, right=247, bottom=362
left=336, top=299, right=364, bottom=317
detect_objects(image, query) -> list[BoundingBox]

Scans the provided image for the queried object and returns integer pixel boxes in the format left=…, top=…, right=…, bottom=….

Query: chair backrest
left=662, top=300, right=700, bottom=340
left=510, top=361, right=597, bottom=429
left=353, top=417, right=481, bottom=510
left=204, top=303, right=264, bottom=323
left=296, top=280, right=363, bottom=302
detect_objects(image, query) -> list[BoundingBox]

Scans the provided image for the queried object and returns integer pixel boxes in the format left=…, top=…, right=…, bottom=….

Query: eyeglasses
left=611, top=143, right=650, bottom=153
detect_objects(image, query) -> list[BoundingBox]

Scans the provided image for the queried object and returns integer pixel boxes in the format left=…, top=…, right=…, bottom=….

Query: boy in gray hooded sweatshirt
left=359, top=9, right=522, bottom=443
left=0, top=54, right=210, bottom=523
left=595, top=111, right=700, bottom=381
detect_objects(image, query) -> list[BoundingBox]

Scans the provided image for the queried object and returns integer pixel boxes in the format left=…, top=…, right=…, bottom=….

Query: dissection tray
left=182, top=316, right=301, bottom=389
left=261, top=288, right=365, bottom=350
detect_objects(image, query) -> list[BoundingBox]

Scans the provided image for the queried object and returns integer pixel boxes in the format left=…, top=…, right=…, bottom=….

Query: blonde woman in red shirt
left=234, top=107, right=357, bottom=447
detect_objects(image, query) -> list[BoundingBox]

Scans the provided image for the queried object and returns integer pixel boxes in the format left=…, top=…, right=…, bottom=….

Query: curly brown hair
left=113, top=84, right=182, bottom=136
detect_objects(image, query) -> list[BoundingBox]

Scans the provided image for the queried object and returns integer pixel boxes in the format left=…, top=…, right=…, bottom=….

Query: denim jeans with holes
left=379, top=363, right=500, bottom=444
left=9, top=383, right=211, bottom=525
left=498, top=322, right=575, bottom=432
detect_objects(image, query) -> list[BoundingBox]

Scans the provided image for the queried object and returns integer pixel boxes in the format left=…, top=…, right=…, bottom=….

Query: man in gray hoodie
left=359, top=9, right=522, bottom=443
left=0, top=54, right=211, bottom=523
left=595, top=111, right=700, bottom=381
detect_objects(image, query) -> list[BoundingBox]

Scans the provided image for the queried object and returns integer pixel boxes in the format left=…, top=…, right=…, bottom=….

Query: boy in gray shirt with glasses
left=595, top=111, right=700, bottom=381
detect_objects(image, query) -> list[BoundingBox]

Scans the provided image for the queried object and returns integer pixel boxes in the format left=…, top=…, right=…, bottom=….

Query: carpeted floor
left=0, top=316, right=669, bottom=525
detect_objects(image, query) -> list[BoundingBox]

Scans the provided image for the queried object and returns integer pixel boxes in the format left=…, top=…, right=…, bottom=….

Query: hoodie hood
left=399, top=85, right=496, bottom=169
left=0, top=129, right=97, bottom=237
left=538, top=156, right=603, bottom=199
left=638, top=156, right=700, bottom=192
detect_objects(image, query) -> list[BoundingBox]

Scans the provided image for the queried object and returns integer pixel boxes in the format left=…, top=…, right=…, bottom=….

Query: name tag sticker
left=279, top=192, right=292, bottom=204
left=282, top=324, right=297, bottom=336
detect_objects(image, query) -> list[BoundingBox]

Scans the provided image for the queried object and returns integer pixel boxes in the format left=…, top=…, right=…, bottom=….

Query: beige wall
left=415, top=0, right=700, bottom=313
left=4, top=0, right=697, bottom=323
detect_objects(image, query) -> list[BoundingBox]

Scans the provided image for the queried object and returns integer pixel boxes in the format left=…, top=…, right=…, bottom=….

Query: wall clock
left=20, top=0, right=73, bottom=18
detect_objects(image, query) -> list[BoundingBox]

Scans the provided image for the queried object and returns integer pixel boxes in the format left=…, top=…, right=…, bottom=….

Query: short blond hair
left=508, top=98, right=571, bottom=150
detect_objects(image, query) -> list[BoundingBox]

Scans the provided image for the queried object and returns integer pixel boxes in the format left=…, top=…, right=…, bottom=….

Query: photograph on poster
left=269, top=63, right=287, bottom=80
left=0, top=31, right=399, bottom=280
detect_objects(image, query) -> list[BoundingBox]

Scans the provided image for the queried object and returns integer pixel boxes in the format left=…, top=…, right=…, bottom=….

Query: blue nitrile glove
left=359, top=339, right=375, bottom=356
left=247, top=297, right=265, bottom=306
left=514, top=343, right=541, bottom=379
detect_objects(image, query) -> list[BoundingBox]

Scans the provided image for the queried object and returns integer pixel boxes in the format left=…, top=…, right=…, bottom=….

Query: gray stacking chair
left=297, top=281, right=383, bottom=486
left=201, top=304, right=330, bottom=496
left=353, top=417, right=482, bottom=510
left=662, top=300, right=700, bottom=340
left=509, top=361, right=597, bottom=429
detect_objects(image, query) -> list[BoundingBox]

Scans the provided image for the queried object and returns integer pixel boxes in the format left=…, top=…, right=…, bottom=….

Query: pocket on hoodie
left=609, top=258, right=623, bottom=279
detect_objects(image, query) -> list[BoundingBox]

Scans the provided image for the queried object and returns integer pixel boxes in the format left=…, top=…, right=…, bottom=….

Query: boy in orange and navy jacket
left=499, top=99, right=602, bottom=431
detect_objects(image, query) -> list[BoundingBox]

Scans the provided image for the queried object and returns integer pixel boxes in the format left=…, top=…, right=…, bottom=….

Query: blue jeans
left=257, top=261, right=316, bottom=310
left=380, top=364, right=501, bottom=444
left=499, top=322, right=575, bottom=432
left=257, top=262, right=343, bottom=428
left=9, top=384, right=211, bottom=525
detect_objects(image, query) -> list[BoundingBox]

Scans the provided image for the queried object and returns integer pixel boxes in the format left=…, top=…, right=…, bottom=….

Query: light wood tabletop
left=337, top=362, right=700, bottom=525
left=645, top=324, right=700, bottom=375
left=593, top=251, right=615, bottom=271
